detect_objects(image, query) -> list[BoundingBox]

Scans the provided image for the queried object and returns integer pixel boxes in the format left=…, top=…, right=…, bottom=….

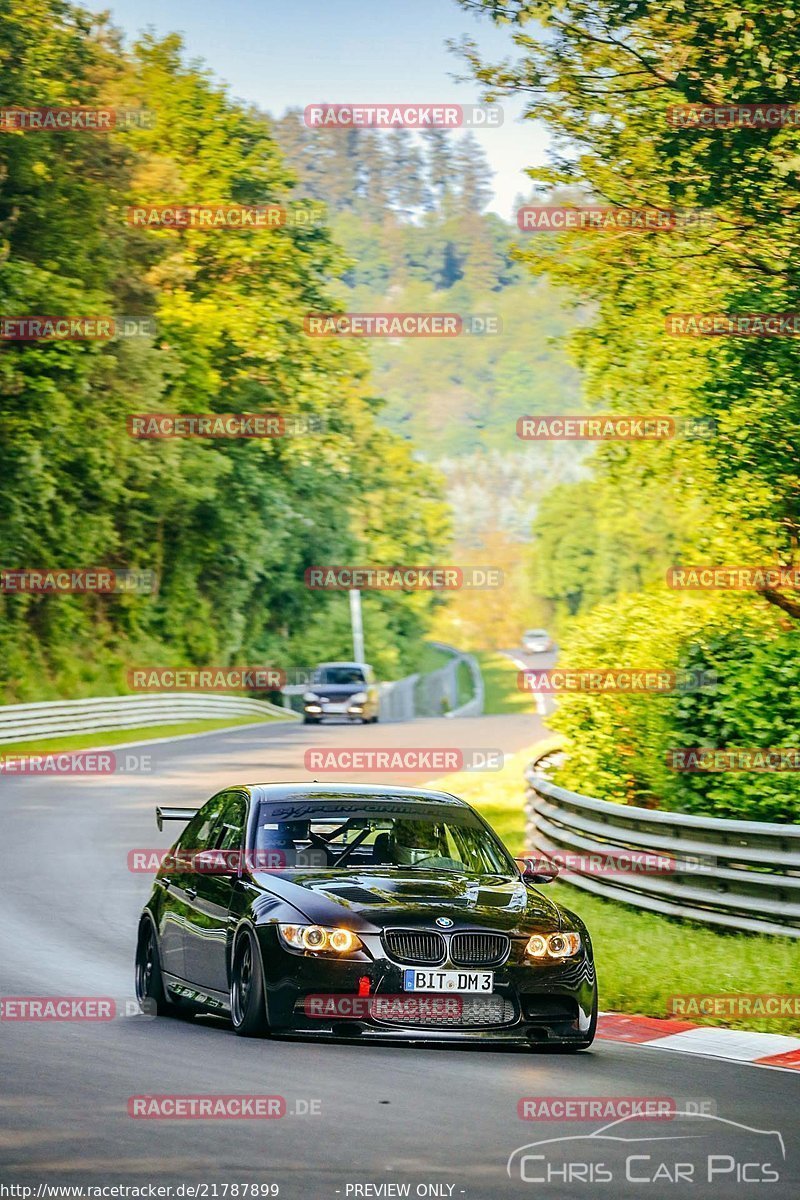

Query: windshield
left=253, top=799, right=515, bottom=875
left=312, top=666, right=366, bottom=685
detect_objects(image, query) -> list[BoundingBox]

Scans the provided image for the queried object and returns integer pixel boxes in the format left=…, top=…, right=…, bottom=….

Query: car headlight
left=349, top=691, right=368, bottom=703
left=277, top=924, right=363, bottom=955
left=303, top=691, right=320, bottom=702
left=525, top=931, right=581, bottom=959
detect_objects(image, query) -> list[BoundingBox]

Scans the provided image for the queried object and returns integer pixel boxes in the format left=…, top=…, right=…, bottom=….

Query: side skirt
left=163, top=971, right=231, bottom=1014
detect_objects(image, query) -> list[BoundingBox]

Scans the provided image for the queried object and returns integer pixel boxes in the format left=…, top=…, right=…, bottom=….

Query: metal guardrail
left=0, top=644, right=484, bottom=745
left=413, top=642, right=484, bottom=720
left=525, top=756, right=800, bottom=938
left=0, top=693, right=294, bottom=746
left=378, top=673, right=420, bottom=723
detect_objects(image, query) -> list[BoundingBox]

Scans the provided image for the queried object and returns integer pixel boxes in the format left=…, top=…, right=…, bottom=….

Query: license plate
left=403, top=968, right=494, bottom=993
left=323, top=702, right=347, bottom=712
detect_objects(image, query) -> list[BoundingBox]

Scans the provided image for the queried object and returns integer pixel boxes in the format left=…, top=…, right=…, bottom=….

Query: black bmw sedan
left=135, top=783, right=598, bottom=1049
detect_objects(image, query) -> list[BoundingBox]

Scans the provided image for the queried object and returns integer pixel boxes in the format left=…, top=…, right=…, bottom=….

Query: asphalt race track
left=1, top=713, right=798, bottom=1199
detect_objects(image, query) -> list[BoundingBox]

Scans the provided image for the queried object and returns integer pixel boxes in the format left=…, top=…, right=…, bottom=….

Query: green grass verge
left=431, top=743, right=800, bottom=1035
left=550, top=881, right=800, bottom=1035
left=474, top=650, right=535, bottom=714
left=456, top=659, right=474, bottom=707
left=416, top=643, right=456, bottom=675
left=2, top=712, right=290, bottom=756
left=414, top=644, right=475, bottom=710
left=429, top=739, right=555, bottom=858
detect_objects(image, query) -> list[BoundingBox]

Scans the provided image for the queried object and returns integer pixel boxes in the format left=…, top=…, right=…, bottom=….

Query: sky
left=87, top=0, right=550, bottom=219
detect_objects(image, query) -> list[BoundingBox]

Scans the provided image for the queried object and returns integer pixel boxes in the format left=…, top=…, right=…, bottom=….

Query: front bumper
left=256, top=926, right=596, bottom=1045
left=303, top=701, right=366, bottom=720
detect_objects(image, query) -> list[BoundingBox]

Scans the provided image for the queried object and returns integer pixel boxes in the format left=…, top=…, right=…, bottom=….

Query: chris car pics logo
left=507, top=1113, right=784, bottom=1186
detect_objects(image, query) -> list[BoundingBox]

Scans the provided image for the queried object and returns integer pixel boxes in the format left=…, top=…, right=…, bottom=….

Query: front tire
left=302, top=715, right=319, bottom=725
left=230, top=927, right=269, bottom=1037
left=135, top=917, right=181, bottom=1017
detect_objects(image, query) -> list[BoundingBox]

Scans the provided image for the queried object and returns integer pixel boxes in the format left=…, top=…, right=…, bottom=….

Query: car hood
left=252, top=867, right=563, bottom=933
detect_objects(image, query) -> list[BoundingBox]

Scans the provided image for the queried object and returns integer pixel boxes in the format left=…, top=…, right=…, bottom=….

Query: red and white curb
left=597, top=1013, right=800, bottom=1070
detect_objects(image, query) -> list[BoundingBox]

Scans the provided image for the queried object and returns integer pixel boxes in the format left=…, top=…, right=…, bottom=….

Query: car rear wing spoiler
left=156, top=806, right=199, bottom=832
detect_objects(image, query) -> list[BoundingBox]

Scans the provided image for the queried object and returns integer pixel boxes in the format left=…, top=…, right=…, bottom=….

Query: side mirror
left=515, top=855, right=559, bottom=884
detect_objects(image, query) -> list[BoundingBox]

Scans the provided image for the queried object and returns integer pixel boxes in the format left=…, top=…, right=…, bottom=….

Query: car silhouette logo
left=436, top=917, right=454, bottom=928
left=507, top=1112, right=786, bottom=1184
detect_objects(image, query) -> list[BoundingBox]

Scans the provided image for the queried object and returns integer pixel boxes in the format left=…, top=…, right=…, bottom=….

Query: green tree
left=385, top=129, right=427, bottom=216
left=456, top=0, right=800, bottom=815
left=0, top=2, right=450, bottom=700
left=454, top=132, right=492, bottom=215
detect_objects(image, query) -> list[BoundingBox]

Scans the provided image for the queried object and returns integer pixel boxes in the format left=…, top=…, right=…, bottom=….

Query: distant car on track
left=522, top=628, right=554, bottom=654
left=135, top=783, right=597, bottom=1047
left=302, top=661, right=379, bottom=724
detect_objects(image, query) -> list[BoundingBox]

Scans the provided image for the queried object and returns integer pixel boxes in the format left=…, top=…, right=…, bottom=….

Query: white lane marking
left=503, top=652, right=553, bottom=714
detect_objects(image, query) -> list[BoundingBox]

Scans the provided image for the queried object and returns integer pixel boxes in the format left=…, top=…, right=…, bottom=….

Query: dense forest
left=0, top=1, right=457, bottom=699
left=8, top=0, right=797, bottom=825
left=270, top=111, right=589, bottom=627
left=460, top=0, right=800, bottom=820
left=272, top=113, right=587, bottom=455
